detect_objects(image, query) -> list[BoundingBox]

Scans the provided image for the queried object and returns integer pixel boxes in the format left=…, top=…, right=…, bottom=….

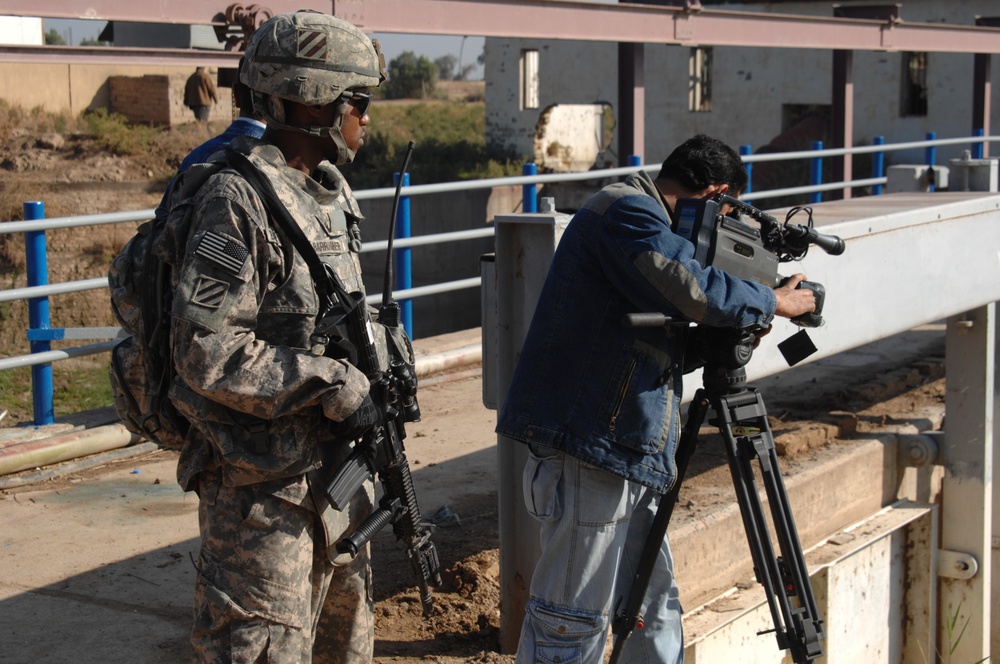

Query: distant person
left=156, top=58, right=265, bottom=219
left=184, top=66, right=218, bottom=123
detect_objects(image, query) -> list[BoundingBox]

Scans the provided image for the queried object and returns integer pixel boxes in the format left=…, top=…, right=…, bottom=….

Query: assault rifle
left=223, top=145, right=440, bottom=614
left=324, top=142, right=442, bottom=616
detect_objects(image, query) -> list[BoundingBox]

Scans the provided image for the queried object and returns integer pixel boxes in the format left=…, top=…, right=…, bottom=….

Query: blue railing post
left=393, top=172, right=413, bottom=339
left=24, top=201, right=54, bottom=425
left=522, top=162, right=537, bottom=213
left=972, top=128, right=985, bottom=159
left=925, top=131, right=937, bottom=192
left=872, top=135, right=885, bottom=196
left=810, top=141, right=824, bottom=204
left=740, top=144, right=753, bottom=204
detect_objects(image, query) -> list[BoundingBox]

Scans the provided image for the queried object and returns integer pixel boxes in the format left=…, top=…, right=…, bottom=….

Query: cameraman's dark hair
left=659, top=134, right=748, bottom=195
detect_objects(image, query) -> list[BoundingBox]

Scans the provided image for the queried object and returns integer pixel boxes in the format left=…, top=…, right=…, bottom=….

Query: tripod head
left=623, top=313, right=760, bottom=393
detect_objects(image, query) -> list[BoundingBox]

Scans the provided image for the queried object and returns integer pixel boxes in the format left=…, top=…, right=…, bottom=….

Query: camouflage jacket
left=164, top=135, right=370, bottom=492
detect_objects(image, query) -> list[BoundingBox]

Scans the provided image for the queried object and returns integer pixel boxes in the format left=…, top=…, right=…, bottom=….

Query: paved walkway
left=0, top=323, right=947, bottom=663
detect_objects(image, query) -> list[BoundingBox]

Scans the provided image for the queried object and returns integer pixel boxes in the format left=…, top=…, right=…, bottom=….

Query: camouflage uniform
left=166, top=134, right=375, bottom=663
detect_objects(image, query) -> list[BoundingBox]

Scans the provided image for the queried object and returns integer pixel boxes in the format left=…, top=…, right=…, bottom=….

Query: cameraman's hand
left=330, top=394, right=382, bottom=441
left=773, top=273, right=816, bottom=319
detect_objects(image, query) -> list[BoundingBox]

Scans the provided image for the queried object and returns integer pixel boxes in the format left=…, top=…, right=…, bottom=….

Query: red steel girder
left=6, top=0, right=1000, bottom=54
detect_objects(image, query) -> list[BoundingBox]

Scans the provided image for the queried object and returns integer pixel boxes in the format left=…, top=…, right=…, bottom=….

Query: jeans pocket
left=524, top=601, right=604, bottom=664
left=522, top=446, right=563, bottom=522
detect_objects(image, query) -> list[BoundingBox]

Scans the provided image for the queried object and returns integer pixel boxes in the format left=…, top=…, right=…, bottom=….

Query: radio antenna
left=383, top=141, right=416, bottom=307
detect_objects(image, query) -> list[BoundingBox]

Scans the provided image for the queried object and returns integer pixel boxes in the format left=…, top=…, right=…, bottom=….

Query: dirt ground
left=0, top=101, right=950, bottom=662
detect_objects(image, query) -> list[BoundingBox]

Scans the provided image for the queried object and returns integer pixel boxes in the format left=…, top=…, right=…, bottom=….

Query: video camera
left=674, top=194, right=845, bottom=323
left=672, top=194, right=845, bottom=363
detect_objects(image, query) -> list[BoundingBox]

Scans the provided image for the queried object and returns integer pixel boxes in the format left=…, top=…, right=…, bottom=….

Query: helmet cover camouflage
left=241, top=11, right=386, bottom=106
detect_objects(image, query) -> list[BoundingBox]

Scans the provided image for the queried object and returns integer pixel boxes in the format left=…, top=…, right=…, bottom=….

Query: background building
left=484, top=0, right=1000, bottom=173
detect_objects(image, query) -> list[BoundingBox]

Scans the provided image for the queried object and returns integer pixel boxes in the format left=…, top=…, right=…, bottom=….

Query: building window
left=688, top=47, right=713, bottom=112
left=901, top=52, right=928, bottom=117
left=520, top=49, right=539, bottom=110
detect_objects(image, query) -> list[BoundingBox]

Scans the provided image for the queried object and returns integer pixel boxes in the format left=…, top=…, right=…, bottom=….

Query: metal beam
left=0, top=44, right=240, bottom=67
left=9, top=0, right=1000, bottom=54
left=974, top=17, right=1000, bottom=154
left=0, top=0, right=331, bottom=25
left=831, top=49, right=854, bottom=199
left=617, top=42, right=644, bottom=167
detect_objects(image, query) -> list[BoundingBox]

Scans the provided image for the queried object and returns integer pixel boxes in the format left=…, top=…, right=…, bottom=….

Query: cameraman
left=496, top=134, right=815, bottom=663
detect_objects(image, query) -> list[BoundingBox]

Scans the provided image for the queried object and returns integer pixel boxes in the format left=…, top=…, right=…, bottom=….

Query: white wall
left=0, top=16, right=42, bottom=45
left=484, top=0, right=1000, bottom=169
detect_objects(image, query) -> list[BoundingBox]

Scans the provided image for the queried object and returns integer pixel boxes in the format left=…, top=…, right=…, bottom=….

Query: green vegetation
left=0, top=99, right=72, bottom=144
left=382, top=51, right=439, bottom=100
left=81, top=108, right=157, bottom=155
left=353, top=102, right=523, bottom=188
left=43, top=29, right=66, bottom=46
left=0, top=359, right=113, bottom=424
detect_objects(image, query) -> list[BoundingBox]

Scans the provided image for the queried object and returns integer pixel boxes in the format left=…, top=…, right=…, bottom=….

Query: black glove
left=331, top=394, right=381, bottom=441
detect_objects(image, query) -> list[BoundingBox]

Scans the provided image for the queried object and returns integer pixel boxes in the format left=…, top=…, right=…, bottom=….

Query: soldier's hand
left=331, top=394, right=381, bottom=441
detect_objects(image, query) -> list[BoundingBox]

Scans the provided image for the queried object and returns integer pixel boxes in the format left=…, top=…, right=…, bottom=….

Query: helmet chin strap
left=256, top=93, right=356, bottom=165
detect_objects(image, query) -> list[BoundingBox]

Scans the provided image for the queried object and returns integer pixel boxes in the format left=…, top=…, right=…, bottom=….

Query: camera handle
left=781, top=278, right=826, bottom=328
left=609, top=322, right=825, bottom=664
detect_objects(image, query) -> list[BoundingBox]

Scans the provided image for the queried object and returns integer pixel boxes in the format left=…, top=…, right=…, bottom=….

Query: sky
left=43, top=18, right=487, bottom=79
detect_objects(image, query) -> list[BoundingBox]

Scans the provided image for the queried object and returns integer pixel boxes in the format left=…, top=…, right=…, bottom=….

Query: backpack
left=108, top=160, right=225, bottom=449
left=108, top=149, right=405, bottom=451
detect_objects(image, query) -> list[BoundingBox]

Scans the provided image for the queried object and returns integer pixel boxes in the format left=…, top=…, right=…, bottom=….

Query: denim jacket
left=496, top=171, right=777, bottom=492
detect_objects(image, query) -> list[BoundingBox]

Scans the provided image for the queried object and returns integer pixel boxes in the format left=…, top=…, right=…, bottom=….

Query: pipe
left=414, top=344, right=482, bottom=378
left=0, top=441, right=159, bottom=489
left=0, top=423, right=137, bottom=476
left=0, top=424, right=81, bottom=449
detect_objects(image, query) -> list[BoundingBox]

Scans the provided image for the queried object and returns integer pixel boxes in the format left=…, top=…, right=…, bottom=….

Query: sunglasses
left=341, top=90, right=373, bottom=117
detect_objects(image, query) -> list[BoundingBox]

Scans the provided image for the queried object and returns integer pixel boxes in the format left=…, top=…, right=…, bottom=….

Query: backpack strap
left=223, top=148, right=356, bottom=318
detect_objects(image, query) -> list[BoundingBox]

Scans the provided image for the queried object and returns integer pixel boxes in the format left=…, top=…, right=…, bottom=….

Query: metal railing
left=1, top=132, right=996, bottom=424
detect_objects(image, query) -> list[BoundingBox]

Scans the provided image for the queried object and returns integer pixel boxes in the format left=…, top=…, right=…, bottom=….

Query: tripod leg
left=608, top=389, right=711, bottom=664
left=712, top=388, right=824, bottom=664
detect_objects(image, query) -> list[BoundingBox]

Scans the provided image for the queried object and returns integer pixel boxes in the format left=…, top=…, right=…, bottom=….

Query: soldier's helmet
left=240, top=11, right=387, bottom=162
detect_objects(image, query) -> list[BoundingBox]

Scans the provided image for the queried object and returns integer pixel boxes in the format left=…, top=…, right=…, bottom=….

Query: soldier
left=164, top=11, right=387, bottom=663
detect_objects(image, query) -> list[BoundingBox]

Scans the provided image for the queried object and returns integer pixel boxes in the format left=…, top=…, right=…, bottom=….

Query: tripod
left=609, top=327, right=825, bottom=664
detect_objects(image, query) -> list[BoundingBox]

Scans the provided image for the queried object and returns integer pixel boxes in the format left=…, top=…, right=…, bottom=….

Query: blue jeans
left=517, top=445, right=683, bottom=664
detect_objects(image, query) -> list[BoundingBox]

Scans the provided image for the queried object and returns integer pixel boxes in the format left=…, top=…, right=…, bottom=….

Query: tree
left=44, top=29, right=66, bottom=45
left=435, top=55, right=458, bottom=81
left=457, top=64, right=478, bottom=81
left=384, top=51, right=439, bottom=99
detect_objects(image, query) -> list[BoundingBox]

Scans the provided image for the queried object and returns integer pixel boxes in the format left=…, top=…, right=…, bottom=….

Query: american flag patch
left=297, top=28, right=329, bottom=61
left=194, top=231, right=249, bottom=276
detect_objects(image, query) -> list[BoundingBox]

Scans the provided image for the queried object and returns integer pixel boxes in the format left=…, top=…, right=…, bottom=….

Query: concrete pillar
left=885, top=165, right=949, bottom=193
left=491, top=206, right=571, bottom=652
left=940, top=305, right=994, bottom=663
left=947, top=154, right=998, bottom=192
